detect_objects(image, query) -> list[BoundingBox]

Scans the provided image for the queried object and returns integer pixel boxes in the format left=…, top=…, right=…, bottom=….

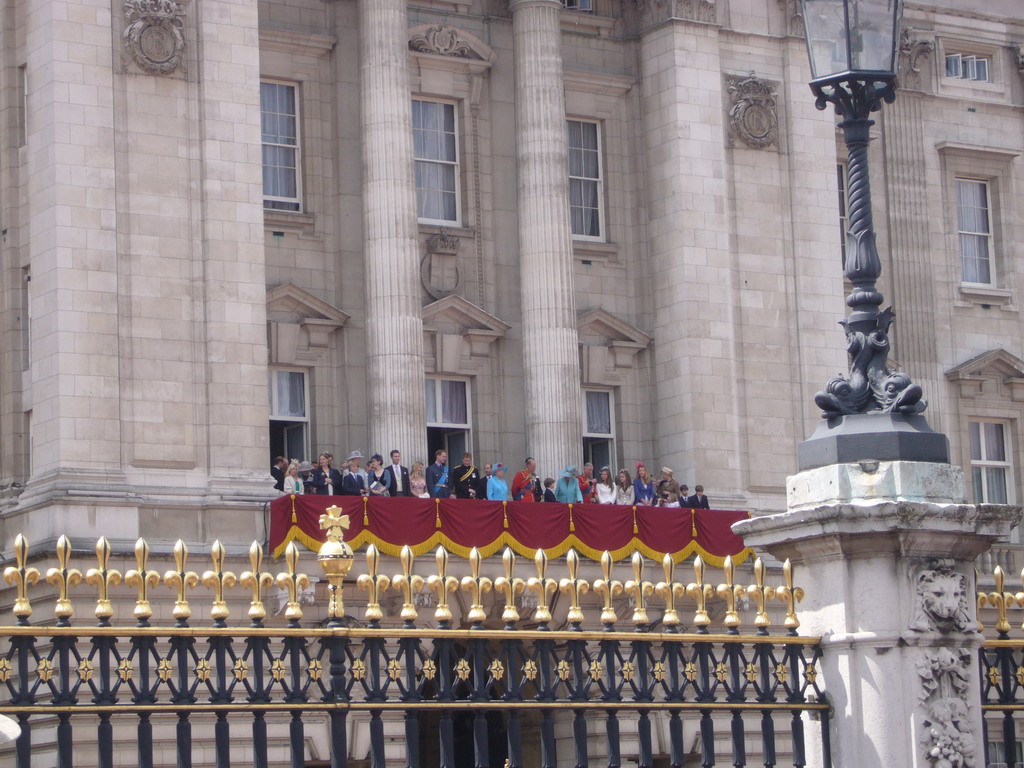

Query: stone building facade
left=0, top=0, right=1022, bottom=552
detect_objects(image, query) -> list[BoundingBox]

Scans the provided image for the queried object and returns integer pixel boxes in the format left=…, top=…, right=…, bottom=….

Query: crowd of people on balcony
left=272, top=450, right=712, bottom=508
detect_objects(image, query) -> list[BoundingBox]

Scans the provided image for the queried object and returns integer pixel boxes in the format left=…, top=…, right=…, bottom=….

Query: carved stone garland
left=636, top=0, right=716, bottom=28
left=898, top=28, right=935, bottom=92
left=726, top=74, right=779, bottom=150
left=124, top=0, right=186, bottom=76
left=911, top=559, right=978, bottom=768
left=777, top=0, right=803, bottom=38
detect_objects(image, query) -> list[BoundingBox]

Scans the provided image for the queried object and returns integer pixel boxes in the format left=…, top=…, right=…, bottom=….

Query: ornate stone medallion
left=409, top=24, right=475, bottom=59
left=726, top=75, right=779, bottom=150
left=420, top=231, right=462, bottom=300
left=124, top=0, right=186, bottom=76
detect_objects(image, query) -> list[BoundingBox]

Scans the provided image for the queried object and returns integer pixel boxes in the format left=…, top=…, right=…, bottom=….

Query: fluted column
left=510, top=0, right=582, bottom=478
left=359, top=0, right=427, bottom=462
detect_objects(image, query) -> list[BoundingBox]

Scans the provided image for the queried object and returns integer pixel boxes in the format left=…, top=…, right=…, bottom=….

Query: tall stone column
left=358, top=0, right=427, bottom=462
left=510, top=0, right=582, bottom=478
left=736, top=462, right=1021, bottom=767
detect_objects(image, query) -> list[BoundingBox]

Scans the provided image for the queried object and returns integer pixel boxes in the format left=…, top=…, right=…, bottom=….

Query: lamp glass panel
left=801, top=0, right=902, bottom=79
left=848, top=0, right=900, bottom=73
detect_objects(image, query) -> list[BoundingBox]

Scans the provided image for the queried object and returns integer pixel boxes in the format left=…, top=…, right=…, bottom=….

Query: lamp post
left=796, top=0, right=949, bottom=470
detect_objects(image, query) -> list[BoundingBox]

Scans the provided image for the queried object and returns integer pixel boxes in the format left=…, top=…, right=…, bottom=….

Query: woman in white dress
left=595, top=466, right=616, bottom=504
left=283, top=461, right=304, bottom=494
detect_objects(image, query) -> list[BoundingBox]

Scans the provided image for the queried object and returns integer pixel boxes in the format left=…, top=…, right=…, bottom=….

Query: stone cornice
left=259, top=28, right=337, bottom=57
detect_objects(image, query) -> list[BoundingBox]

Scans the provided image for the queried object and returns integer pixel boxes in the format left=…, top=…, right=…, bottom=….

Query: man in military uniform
left=452, top=452, right=482, bottom=499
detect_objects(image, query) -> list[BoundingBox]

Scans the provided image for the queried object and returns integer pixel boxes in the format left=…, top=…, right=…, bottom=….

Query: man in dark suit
left=383, top=449, right=411, bottom=497
left=686, top=485, right=710, bottom=509
left=426, top=449, right=452, bottom=498
left=271, top=456, right=287, bottom=491
left=452, top=452, right=481, bottom=499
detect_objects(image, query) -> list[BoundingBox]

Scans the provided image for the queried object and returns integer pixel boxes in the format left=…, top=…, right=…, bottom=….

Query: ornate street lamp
left=796, top=0, right=949, bottom=469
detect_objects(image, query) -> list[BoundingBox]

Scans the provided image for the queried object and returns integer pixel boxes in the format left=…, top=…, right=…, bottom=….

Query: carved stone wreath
left=409, top=24, right=476, bottom=59
left=918, top=648, right=976, bottom=767
left=726, top=75, right=779, bottom=150
left=124, top=0, right=186, bottom=76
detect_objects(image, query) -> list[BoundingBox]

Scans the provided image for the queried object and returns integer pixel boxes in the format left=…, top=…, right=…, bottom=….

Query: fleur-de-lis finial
left=625, top=551, right=655, bottom=627
left=427, top=546, right=459, bottom=624
left=559, top=549, right=590, bottom=626
left=125, top=538, right=160, bottom=624
left=86, top=537, right=122, bottom=623
left=494, top=547, right=526, bottom=626
left=982, top=566, right=1019, bottom=636
left=747, top=557, right=776, bottom=632
left=460, top=547, right=494, bottom=626
left=656, top=554, right=685, bottom=629
left=276, top=541, right=312, bottom=624
left=46, top=535, right=83, bottom=623
left=593, top=550, right=623, bottom=627
left=716, top=556, right=745, bottom=632
left=164, top=539, right=200, bottom=624
left=202, top=540, right=238, bottom=624
left=3, top=534, right=40, bottom=623
left=240, top=541, right=275, bottom=624
left=776, top=559, right=805, bottom=633
left=686, top=556, right=716, bottom=631
left=392, top=545, right=425, bottom=625
left=527, top=549, right=558, bottom=625
left=356, top=544, right=390, bottom=623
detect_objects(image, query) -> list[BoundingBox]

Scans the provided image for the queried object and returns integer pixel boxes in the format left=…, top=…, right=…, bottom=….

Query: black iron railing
left=1, top=528, right=831, bottom=768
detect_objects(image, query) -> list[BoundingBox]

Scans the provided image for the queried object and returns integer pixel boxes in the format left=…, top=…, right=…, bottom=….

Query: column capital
left=508, top=0, right=563, bottom=12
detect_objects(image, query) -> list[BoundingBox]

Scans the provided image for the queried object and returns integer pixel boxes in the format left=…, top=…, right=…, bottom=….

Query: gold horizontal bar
left=0, top=701, right=830, bottom=714
left=0, top=625, right=821, bottom=645
left=982, top=640, right=1024, bottom=649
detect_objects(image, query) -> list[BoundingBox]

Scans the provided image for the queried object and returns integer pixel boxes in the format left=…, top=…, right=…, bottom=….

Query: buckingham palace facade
left=0, top=0, right=1022, bottom=551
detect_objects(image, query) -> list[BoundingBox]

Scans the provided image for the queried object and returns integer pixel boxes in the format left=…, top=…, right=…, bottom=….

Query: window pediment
left=408, top=23, right=494, bottom=72
left=946, top=348, right=1024, bottom=400
left=577, top=308, right=651, bottom=349
left=423, top=295, right=509, bottom=374
left=267, top=284, right=349, bottom=361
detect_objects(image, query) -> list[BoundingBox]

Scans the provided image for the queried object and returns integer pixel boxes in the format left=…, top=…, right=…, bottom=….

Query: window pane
left=945, top=54, right=960, bottom=78
left=986, top=467, right=1008, bottom=504
left=425, top=379, right=437, bottom=423
left=969, top=421, right=982, bottom=461
left=972, top=466, right=984, bottom=503
left=984, top=422, right=1006, bottom=461
left=440, top=380, right=468, bottom=425
left=275, top=371, right=306, bottom=418
left=585, top=391, right=611, bottom=435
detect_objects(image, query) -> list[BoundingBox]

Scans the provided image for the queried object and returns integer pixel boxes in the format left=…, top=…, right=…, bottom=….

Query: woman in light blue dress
left=487, top=463, right=510, bottom=500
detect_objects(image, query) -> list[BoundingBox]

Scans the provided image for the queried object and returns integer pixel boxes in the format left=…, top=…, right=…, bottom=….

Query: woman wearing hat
left=656, top=467, right=681, bottom=508
left=487, top=463, right=510, bottom=500
left=554, top=466, right=583, bottom=503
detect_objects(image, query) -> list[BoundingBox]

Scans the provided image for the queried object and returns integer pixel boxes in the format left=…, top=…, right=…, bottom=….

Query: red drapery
left=269, top=495, right=752, bottom=565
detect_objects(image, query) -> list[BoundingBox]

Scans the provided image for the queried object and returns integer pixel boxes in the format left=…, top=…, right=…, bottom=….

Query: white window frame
left=956, top=177, right=995, bottom=287
left=269, top=367, right=310, bottom=463
left=582, top=388, right=615, bottom=468
left=425, top=376, right=471, bottom=430
left=562, top=0, right=594, bottom=10
left=412, top=99, right=461, bottom=226
left=945, top=52, right=990, bottom=82
left=567, top=118, right=605, bottom=242
left=260, top=80, right=302, bottom=212
left=969, top=419, right=1013, bottom=505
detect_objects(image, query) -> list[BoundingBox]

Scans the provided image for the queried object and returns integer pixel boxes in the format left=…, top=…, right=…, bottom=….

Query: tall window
left=260, top=81, right=301, bottom=212
left=970, top=421, right=1011, bottom=504
left=269, top=368, right=309, bottom=463
left=567, top=120, right=603, bottom=239
left=426, top=378, right=471, bottom=459
left=413, top=100, right=459, bottom=224
left=957, top=178, right=993, bottom=284
left=945, top=53, right=989, bottom=82
left=837, top=162, right=849, bottom=265
left=562, top=0, right=594, bottom=9
left=582, top=389, right=615, bottom=471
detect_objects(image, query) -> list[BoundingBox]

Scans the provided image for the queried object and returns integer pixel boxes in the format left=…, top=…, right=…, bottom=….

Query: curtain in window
left=441, top=380, right=468, bottom=425
left=425, top=380, right=437, bottom=424
left=585, top=391, right=611, bottom=435
left=957, top=179, right=991, bottom=284
left=984, top=422, right=1006, bottom=461
left=275, top=371, right=306, bottom=418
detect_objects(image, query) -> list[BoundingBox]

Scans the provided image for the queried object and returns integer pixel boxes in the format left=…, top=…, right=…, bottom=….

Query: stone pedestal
left=735, top=461, right=1021, bottom=768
